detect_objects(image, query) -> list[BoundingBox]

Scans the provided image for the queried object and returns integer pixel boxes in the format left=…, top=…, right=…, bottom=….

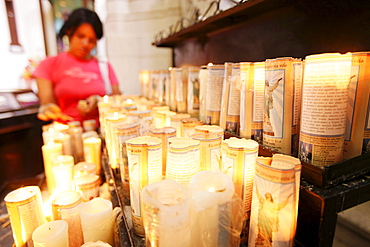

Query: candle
left=126, top=136, right=163, bottom=236
left=219, top=62, right=234, bottom=130
left=141, top=179, right=190, bottom=247
left=181, top=118, right=204, bottom=138
left=221, top=137, right=259, bottom=243
left=187, top=66, right=201, bottom=118
left=299, top=53, right=352, bottom=166
left=83, top=137, right=102, bottom=174
left=74, top=162, right=97, bottom=178
left=239, top=62, right=264, bottom=143
left=344, top=52, right=370, bottom=159
left=148, top=126, right=177, bottom=178
left=166, top=137, right=201, bottom=187
left=41, top=141, right=63, bottom=194
left=190, top=132, right=222, bottom=171
left=263, top=57, right=303, bottom=156
left=32, top=220, right=69, bottom=247
left=139, top=69, right=150, bottom=98
left=74, top=174, right=100, bottom=201
left=170, top=113, right=191, bottom=137
left=52, top=191, right=84, bottom=247
left=195, top=125, right=224, bottom=139
left=5, top=186, right=45, bottom=247
left=248, top=154, right=301, bottom=247
left=79, top=198, right=114, bottom=245
left=206, top=64, right=225, bottom=125
left=68, top=121, right=85, bottom=163
left=104, top=115, right=127, bottom=169
left=198, top=65, right=208, bottom=123
left=189, top=171, right=242, bottom=247
left=52, top=155, right=75, bottom=193
left=83, top=119, right=97, bottom=132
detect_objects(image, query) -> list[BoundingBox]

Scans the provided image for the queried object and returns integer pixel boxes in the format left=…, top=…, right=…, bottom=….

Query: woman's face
left=68, top=23, right=97, bottom=60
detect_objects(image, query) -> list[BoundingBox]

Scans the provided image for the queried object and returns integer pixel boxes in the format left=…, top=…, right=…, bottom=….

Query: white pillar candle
left=141, top=179, right=190, bottom=247
left=5, top=186, right=45, bottom=247
left=42, top=141, right=63, bottom=194
left=79, top=198, right=114, bottom=245
left=83, top=137, right=102, bottom=174
left=32, top=220, right=69, bottom=247
left=52, top=155, right=75, bottom=194
left=52, top=191, right=84, bottom=247
left=189, top=171, right=241, bottom=247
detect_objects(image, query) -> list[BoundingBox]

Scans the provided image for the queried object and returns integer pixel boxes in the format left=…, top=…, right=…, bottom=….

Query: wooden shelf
left=153, top=0, right=289, bottom=47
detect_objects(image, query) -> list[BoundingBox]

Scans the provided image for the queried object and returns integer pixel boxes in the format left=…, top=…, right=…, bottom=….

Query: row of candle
left=5, top=186, right=114, bottom=247
left=139, top=52, right=370, bottom=166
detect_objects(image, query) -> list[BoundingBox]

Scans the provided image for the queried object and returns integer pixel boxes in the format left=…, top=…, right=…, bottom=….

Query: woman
left=33, top=8, right=120, bottom=124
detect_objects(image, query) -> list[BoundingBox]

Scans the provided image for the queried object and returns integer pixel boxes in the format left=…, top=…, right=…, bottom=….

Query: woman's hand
left=38, top=103, right=72, bottom=122
left=77, top=95, right=101, bottom=116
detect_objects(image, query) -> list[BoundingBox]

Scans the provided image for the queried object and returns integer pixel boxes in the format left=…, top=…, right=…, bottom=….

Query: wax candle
left=195, top=125, right=224, bottom=139
left=170, top=113, right=191, bottom=137
left=166, top=137, right=201, bottom=187
left=52, top=191, right=84, bottom=247
left=263, top=57, right=303, bottom=156
left=74, top=174, right=100, bottom=201
left=126, top=136, right=163, bottom=236
left=32, top=220, right=69, bottom=247
left=148, top=127, right=177, bottom=178
left=79, top=198, right=114, bottom=245
left=239, top=62, right=264, bottom=143
left=189, top=171, right=242, bottom=247
left=206, top=64, right=225, bottom=125
left=248, top=154, right=301, bottom=247
left=299, top=53, right=352, bottom=166
left=5, top=186, right=45, bottom=247
left=42, top=141, right=63, bottom=194
left=187, top=66, right=201, bottom=118
left=74, top=162, right=97, bottom=178
left=52, top=155, right=75, bottom=193
left=190, top=132, right=222, bottom=172
left=83, top=137, right=102, bottom=174
left=141, top=179, right=190, bottom=247
left=221, top=137, right=259, bottom=243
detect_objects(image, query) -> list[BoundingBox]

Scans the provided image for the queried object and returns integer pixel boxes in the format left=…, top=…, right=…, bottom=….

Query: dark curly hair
left=58, top=8, right=103, bottom=40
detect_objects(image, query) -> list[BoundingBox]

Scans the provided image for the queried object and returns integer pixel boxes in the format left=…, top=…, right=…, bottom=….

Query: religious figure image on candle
left=254, top=186, right=292, bottom=247
left=263, top=77, right=283, bottom=137
left=299, top=141, right=312, bottom=164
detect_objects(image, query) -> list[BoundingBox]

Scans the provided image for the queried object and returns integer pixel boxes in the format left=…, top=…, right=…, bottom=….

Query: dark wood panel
left=172, top=0, right=370, bottom=67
